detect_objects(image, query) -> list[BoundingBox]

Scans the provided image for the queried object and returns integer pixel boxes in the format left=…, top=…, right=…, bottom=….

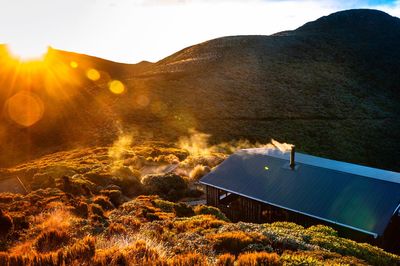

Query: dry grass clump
left=106, top=222, right=127, bottom=236
left=189, top=164, right=210, bottom=181
left=33, top=229, right=69, bottom=253
left=216, top=253, right=236, bottom=266
left=172, top=215, right=226, bottom=233
left=133, top=143, right=189, bottom=162
left=236, top=252, right=281, bottom=266
left=179, top=154, right=226, bottom=170
left=0, top=236, right=95, bottom=266
left=168, top=252, right=208, bottom=266
left=109, top=196, right=176, bottom=224
left=281, top=250, right=367, bottom=265
left=94, top=240, right=163, bottom=266
left=208, top=231, right=267, bottom=254
left=0, top=193, right=22, bottom=204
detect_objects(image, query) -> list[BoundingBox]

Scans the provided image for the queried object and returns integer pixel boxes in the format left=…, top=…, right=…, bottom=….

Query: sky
left=0, top=0, right=399, bottom=63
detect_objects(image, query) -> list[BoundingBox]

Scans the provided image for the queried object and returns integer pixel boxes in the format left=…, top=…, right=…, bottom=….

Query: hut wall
left=206, top=186, right=219, bottom=207
left=204, top=185, right=383, bottom=251
left=238, top=197, right=262, bottom=222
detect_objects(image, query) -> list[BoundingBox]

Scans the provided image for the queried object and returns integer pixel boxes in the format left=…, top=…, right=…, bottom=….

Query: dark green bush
left=141, top=173, right=188, bottom=201
left=101, top=189, right=122, bottom=206
left=0, top=209, right=13, bottom=237
left=194, top=205, right=229, bottom=221
left=209, top=232, right=258, bottom=254
left=174, top=203, right=195, bottom=217
left=94, top=196, right=115, bottom=211
left=90, top=204, right=105, bottom=217
left=74, top=201, right=89, bottom=218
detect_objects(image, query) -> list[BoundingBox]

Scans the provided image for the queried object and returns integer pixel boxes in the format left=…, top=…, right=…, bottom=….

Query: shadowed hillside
left=1, top=9, right=399, bottom=171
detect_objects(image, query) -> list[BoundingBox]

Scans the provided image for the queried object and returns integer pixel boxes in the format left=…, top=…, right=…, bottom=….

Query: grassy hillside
left=1, top=9, right=399, bottom=171
left=0, top=142, right=399, bottom=265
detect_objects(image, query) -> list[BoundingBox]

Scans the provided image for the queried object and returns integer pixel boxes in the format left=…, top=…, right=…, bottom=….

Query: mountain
left=0, top=9, right=399, bottom=171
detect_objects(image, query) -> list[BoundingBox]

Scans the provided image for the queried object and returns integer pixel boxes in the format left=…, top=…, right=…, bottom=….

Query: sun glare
left=7, top=43, right=48, bottom=61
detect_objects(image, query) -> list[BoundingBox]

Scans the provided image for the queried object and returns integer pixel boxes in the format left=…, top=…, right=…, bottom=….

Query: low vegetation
left=0, top=142, right=399, bottom=265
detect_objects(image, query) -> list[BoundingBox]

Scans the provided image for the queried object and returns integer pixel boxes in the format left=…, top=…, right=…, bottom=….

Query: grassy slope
left=0, top=143, right=399, bottom=265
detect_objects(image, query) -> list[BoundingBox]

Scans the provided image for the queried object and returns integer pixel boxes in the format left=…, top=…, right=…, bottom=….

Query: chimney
left=290, top=146, right=295, bottom=170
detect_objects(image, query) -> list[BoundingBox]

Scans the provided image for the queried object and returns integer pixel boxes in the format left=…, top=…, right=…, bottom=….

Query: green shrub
left=306, top=225, right=338, bottom=237
left=74, top=201, right=89, bottom=218
left=194, top=205, right=229, bottom=221
left=281, top=250, right=367, bottom=265
left=11, top=212, right=29, bottom=230
left=94, top=196, right=115, bottom=211
left=174, top=203, right=195, bottom=217
left=173, top=215, right=226, bottom=233
left=154, top=199, right=176, bottom=213
left=90, top=204, right=105, bottom=217
left=142, top=173, right=188, bottom=201
left=0, top=209, right=13, bottom=237
left=209, top=231, right=262, bottom=254
left=101, top=189, right=122, bottom=206
left=112, top=168, right=143, bottom=196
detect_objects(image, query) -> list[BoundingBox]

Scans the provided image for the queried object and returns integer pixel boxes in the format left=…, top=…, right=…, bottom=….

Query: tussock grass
left=0, top=143, right=399, bottom=265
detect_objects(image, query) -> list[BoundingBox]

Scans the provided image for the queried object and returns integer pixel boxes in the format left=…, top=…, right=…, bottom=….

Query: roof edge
left=240, top=148, right=400, bottom=184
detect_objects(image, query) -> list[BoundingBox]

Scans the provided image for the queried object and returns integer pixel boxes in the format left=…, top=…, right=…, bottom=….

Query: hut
left=200, top=147, right=400, bottom=252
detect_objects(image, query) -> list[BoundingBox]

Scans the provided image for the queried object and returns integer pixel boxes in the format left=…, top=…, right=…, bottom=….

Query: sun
left=7, top=43, right=49, bottom=61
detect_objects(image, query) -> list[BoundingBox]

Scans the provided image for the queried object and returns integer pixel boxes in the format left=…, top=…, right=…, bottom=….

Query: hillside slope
left=0, top=9, right=399, bottom=170
left=0, top=144, right=399, bottom=265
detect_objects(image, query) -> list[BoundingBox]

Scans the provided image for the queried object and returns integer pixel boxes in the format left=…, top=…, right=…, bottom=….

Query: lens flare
left=6, top=91, right=44, bottom=127
left=136, top=95, right=150, bottom=108
left=70, top=61, right=78, bottom=68
left=86, top=68, right=100, bottom=81
left=109, top=80, right=125, bottom=94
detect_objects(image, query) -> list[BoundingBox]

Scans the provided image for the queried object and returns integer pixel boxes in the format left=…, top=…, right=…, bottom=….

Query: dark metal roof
left=200, top=148, right=400, bottom=237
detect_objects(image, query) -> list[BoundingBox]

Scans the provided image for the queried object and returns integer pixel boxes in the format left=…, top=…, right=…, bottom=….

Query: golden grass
left=0, top=143, right=399, bottom=265
left=236, top=252, right=281, bottom=266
